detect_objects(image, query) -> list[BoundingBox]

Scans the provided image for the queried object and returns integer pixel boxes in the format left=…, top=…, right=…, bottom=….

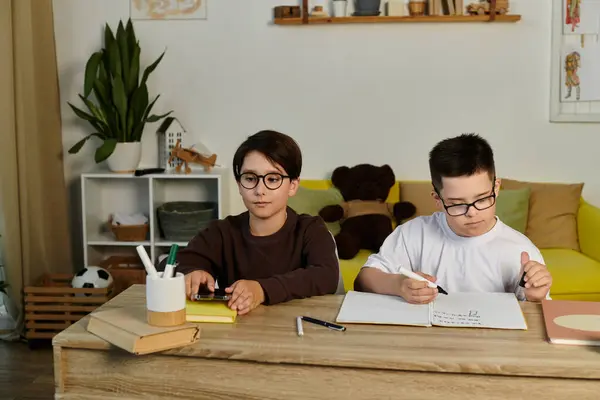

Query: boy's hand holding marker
left=398, top=273, right=439, bottom=305
left=519, top=251, right=552, bottom=302
left=396, top=267, right=447, bottom=305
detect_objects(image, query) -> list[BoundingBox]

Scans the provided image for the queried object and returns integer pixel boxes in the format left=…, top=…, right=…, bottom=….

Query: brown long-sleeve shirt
left=160, top=207, right=340, bottom=305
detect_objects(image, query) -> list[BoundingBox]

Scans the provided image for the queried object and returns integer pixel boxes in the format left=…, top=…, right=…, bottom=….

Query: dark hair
left=232, top=130, right=302, bottom=180
left=428, top=133, right=495, bottom=191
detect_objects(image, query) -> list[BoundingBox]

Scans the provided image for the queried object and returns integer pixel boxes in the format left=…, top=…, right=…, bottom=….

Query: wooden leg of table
left=53, top=346, right=65, bottom=395
left=55, top=348, right=600, bottom=400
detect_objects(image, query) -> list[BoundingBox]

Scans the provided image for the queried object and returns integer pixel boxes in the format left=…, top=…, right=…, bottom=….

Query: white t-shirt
left=363, top=212, right=548, bottom=300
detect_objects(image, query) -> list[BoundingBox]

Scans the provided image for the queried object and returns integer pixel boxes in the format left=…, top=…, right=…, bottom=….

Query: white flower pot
left=106, top=142, right=142, bottom=173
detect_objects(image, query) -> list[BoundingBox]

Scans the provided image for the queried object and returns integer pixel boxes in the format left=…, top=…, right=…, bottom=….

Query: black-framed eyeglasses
left=435, top=181, right=497, bottom=217
left=238, top=172, right=290, bottom=190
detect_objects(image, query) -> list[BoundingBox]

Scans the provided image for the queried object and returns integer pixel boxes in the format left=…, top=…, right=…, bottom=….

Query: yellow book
left=186, top=300, right=237, bottom=323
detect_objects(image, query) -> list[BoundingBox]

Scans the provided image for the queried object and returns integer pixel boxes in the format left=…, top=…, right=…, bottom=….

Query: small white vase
left=106, top=142, right=142, bottom=173
left=333, top=0, right=348, bottom=16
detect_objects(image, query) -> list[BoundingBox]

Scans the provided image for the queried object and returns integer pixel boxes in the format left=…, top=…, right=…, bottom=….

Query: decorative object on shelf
left=71, top=266, right=114, bottom=295
left=67, top=18, right=172, bottom=172
left=302, top=0, right=310, bottom=23
left=354, top=0, right=381, bottom=16
left=168, top=139, right=218, bottom=174
left=130, top=0, right=207, bottom=20
left=109, top=212, right=149, bottom=241
left=312, top=5, right=330, bottom=17
left=430, top=0, right=457, bottom=15
left=274, top=5, right=301, bottom=18
left=455, top=0, right=465, bottom=15
left=157, top=117, right=188, bottom=170
left=157, top=201, right=217, bottom=241
left=387, top=0, right=406, bottom=16
left=408, top=0, right=427, bottom=16
left=333, top=0, right=348, bottom=16
left=466, top=0, right=507, bottom=19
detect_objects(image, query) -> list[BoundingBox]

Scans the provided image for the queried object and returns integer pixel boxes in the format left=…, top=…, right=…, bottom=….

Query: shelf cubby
left=80, top=169, right=224, bottom=267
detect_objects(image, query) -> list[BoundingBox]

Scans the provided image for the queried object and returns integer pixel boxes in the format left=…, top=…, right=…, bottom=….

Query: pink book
left=541, top=299, right=600, bottom=346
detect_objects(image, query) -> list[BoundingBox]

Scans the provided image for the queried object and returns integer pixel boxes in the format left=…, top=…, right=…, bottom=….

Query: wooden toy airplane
left=167, top=139, right=218, bottom=174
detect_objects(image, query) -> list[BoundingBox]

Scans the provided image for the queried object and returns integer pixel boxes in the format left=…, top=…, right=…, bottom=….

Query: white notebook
left=336, top=291, right=527, bottom=330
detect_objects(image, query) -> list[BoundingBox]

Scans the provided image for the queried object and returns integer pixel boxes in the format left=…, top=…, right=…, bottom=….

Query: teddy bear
left=318, top=164, right=416, bottom=260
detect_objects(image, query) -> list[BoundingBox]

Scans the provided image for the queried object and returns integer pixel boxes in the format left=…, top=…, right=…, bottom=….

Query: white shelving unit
left=81, top=169, right=225, bottom=266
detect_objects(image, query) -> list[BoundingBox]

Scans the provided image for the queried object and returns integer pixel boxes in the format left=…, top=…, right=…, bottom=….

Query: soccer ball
left=71, top=266, right=113, bottom=296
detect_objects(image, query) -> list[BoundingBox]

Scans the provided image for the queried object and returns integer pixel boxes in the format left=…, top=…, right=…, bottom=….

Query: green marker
left=163, top=244, right=179, bottom=279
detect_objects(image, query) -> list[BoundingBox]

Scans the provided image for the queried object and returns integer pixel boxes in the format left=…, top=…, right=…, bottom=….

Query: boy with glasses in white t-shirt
left=354, top=133, right=553, bottom=304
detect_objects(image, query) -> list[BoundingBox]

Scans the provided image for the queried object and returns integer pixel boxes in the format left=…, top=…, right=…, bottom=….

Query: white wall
left=54, top=0, right=600, bottom=265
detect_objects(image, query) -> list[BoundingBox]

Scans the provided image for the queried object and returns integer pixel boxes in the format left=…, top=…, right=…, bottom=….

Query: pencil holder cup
left=146, top=272, right=186, bottom=327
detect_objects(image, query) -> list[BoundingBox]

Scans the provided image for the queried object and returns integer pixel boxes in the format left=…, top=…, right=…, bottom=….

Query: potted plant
left=68, top=19, right=172, bottom=172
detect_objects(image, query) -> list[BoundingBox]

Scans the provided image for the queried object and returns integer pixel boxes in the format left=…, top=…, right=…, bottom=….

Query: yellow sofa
left=297, top=179, right=600, bottom=301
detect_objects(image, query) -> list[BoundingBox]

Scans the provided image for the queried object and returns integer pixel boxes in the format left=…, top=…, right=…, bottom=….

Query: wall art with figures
left=551, top=0, right=600, bottom=121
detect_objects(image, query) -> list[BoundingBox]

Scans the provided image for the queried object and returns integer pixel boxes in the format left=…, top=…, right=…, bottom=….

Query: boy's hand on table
left=226, top=280, right=265, bottom=315
left=398, top=272, right=438, bottom=304
left=185, top=270, right=215, bottom=300
left=521, top=251, right=552, bottom=302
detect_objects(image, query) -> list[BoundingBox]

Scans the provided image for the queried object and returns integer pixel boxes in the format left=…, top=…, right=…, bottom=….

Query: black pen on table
left=301, top=316, right=346, bottom=332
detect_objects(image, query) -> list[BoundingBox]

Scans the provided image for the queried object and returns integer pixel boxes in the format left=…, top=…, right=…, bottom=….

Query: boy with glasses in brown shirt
left=161, top=130, right=340, bottom=315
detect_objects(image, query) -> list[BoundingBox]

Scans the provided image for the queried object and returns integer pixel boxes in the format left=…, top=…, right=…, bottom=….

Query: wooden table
left=53, top=285, right=600, bottom=399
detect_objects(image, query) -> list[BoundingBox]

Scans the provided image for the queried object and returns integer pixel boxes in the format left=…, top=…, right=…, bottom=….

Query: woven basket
left=157, top=201, right=216, bottom=241
left=109, top=217, right=149, bottom=242
left=99, top=256, right=146, bottom=295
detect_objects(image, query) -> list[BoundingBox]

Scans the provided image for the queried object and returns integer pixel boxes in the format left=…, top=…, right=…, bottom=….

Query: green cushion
left=288, top=186, right=344, bottom=235
left=495, top=188, right=530, bottom=234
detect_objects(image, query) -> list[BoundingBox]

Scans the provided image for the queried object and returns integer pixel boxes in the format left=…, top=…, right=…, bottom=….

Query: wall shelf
left=274, top=14, right=521, bottom=25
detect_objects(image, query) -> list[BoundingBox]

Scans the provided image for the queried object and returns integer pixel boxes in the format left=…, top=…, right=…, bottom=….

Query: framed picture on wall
left=550, top=0, right=600, bottom=122
left=130, top=0, right=207, bottom=20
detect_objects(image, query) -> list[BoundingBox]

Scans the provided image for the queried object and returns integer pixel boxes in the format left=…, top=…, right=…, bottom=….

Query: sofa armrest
left=578, top=199, right=600, bottom=262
